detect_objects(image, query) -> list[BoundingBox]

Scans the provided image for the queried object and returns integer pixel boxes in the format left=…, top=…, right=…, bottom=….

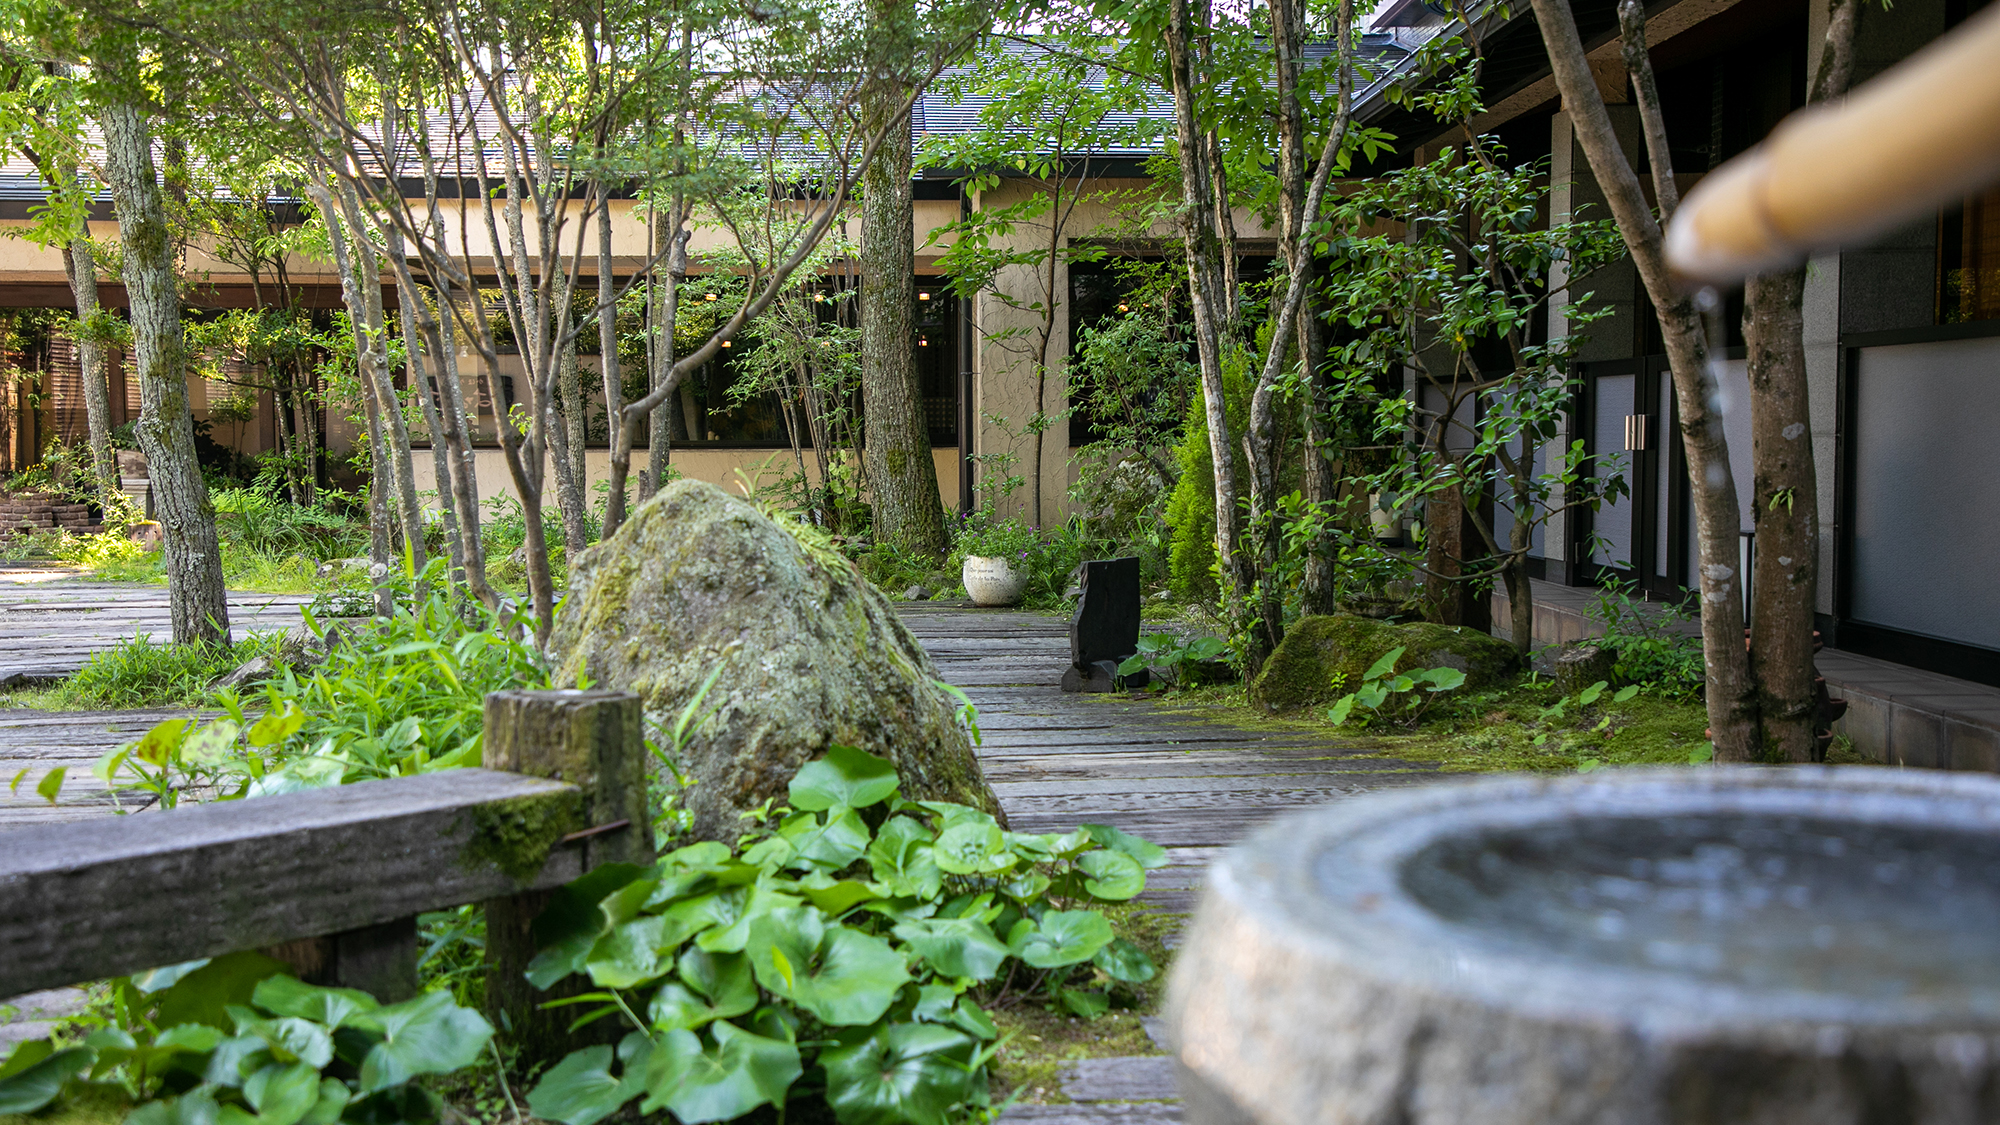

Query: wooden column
left=481, top=689, right=652, bottom=1066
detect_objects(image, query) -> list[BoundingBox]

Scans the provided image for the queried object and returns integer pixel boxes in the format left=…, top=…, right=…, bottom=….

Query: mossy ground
left=0, top=1082, right=131, bottom=1125
left=985, top=902, right=1179, bottom=1106
left=1159, top=676, right=1720, bottom=772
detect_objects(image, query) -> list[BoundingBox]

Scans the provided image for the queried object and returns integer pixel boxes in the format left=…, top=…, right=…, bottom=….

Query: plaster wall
left=407, top=443, right=959, bottom=520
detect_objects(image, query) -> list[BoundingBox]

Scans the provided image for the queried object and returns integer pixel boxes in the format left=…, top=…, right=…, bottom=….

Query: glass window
left=1939, top=186, right=2000, bottom=324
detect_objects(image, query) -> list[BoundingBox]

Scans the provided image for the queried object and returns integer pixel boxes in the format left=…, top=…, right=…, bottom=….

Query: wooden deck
left=902, top=609, right=1434, bottom=914
left=0, top=566, right=313, bottom=682
left=1, top=591, right=1439, bottom=1111
left=0, top=583, right=1435, bottom=911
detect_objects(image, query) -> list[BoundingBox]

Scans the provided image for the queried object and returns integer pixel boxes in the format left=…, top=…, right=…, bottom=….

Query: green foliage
left=92, top=576, right=548, bottom=807
left=1583, top=580, right=1705, bottom=699
left=1325, top=646, right=1467, bottom=728
left=51, top=633, right=281, bottom=711
left=950, top=516, right=1041, bottom=562
left=945, top=514, right=1116, bottom=611
left=211, top=485, right=366, bottom=562
left=1116, top=633, right=1229, bottom=691
left=1164, top=349, right=1249, bottom=604
left=0, top=953, right=490, bottom=1125
left=523, top=746, right=1161, bottom=1125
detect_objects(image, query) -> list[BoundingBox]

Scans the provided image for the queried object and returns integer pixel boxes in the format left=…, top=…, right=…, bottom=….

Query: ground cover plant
left=17, top=634, right=282, bottom=712
left=520, top=744, right=1162, bottom=1125
left=0, top=952, right=495, bottom=1125
left=2, top=742, right=1172, bottom=1125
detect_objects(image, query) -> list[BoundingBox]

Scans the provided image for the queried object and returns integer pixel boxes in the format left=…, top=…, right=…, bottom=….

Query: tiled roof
left=0, top=37, right=1419, bottom=205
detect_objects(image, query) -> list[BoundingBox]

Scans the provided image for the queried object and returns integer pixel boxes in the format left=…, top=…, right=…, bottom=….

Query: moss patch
left=1158, top=677, right=1721, bottom=774
left=462, top=790, right=586, bottom=882
left=0, top=1082, right=132, bottom=1125
left=984, top=902, right=1180, bottom=1105
left=1248, top=615, right=1519, bottom=713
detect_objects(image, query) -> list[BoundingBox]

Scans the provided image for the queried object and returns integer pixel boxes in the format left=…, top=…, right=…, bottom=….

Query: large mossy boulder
left=1249, top=614, right=1520, bottom=712
left=549, top=480, right=1002, bottom=840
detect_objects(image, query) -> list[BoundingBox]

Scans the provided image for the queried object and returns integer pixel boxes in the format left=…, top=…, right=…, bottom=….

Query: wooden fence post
left=481, top=689, right=653, bottom=1067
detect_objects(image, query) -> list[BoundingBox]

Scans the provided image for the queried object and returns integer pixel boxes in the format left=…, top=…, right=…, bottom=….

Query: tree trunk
left=860, top=72, right=946, bottom=556
left=307, top=179, right=396, bottom=614
left=598, top=191, right=626, bottom=532
left=1742, top=271, right=1818, bottom=762
left=645, top=203, right=686, bottom=503
left=390, top=234, right=464, bottom=583
left=60, top=239, right=117, bottom=511
left=1163, top=0, right=1255, bottom=643
left=644, top=204, right=685, bottom=503
left=1739, top=0, right=1856, bottom=761
left=330, top=178, right=429, bottom=582
left=1530, top=0, right=1757, bottom=759
left=100, top=102, right=229, bottom=646
left=550, top=322, right=592, bottom=557
left=1299, top=285, right=1340, bottom=617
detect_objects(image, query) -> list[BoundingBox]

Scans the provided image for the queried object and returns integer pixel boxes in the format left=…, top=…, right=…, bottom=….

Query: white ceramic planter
left=962, top=555, right=1027, bottom=607
left=1368, top=491, right=1399, bottom=540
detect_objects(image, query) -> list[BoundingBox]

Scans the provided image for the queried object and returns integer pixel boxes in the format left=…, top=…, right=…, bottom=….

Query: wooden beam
left=0, top=769, right=585, bottom=998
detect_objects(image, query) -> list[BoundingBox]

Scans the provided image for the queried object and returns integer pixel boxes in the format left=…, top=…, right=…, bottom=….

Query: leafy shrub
left=947, top=515, right=1116, bottom=610
left=212, top=486, right=364, bottom=561
left=1326, top=646, right=1466, bottom=728
left=1583, top=579, right=1704, bottom=699
left=0, top=951, right=491, bottom=1124
left=95, top=579, right=549, bottom=805
left=54, top=633, right=281, bottom=711
left=951, top=515, right=1041, bottom=562
left=523, top=744, right=1163, bottom=1125
left=1117, top=632, right=1229, bottom=690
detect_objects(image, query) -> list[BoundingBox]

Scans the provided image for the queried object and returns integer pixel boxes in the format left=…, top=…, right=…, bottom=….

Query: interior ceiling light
left=919, top=291, right=932, bottom=300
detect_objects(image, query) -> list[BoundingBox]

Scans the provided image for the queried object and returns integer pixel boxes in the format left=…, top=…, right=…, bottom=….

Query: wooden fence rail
left=0, top=690, right=652, bottom=1016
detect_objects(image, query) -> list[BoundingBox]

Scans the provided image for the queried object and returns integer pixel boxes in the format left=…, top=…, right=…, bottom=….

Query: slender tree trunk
left=860, top=70, right=946, bottom=555
left=598, top=190, right=626, bottom=532
left=390, top=235, right=463, bottom=582
left=645, top=202, right=686, bottom=502
left=101, top=102, right=229, bottom=646
left=549, top=306, right=592, bottom=557
left=1299, top=287, right=1339, bottom=616
left=331, top=178, right=428, bottom=580
left=1164, top=0, right=1255, bottom=640
left=297, top=356, right=321, bottom=504
left=1530, top=0, right=1756, bottom=759
left=1503, top=457, right=1537, bottom=654
left=1742, top=272, right=1818, bottom=761
left=60, top=239, right=117, bottom=511
left=1741, top=0, right=1857, bottom=761
left=307, top=179, right=395, bottom=614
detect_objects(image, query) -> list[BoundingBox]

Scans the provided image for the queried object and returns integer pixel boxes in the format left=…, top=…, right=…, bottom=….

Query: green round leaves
left=789, top=744, right=901, bottom=811
left=522, top=747, right=1166, bottom=1125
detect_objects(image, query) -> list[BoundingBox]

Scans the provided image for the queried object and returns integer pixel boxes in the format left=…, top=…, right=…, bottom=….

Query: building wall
left=407, top=443, right=960, bottom=520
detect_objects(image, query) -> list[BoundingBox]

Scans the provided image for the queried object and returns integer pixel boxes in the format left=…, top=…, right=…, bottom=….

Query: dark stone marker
left=1063, top=557, right=1147, bottom=693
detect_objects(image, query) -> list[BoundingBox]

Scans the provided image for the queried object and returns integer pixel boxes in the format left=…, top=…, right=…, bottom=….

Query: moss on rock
left=549, top=480, right=1002, bottom=841
left=1249, top=614, right=1520, bottom=712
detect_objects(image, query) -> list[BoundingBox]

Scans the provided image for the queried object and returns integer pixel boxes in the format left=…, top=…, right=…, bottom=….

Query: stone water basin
left=1168, top=767, right=2000, bottom=1125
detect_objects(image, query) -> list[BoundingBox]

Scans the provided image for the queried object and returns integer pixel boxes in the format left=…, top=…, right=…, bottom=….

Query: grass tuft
left=40, top=633, right=282, bottom=710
